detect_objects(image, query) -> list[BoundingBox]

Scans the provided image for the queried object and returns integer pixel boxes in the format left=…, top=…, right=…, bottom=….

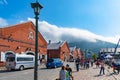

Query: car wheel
left=54, top=65, right=57, bottom=68
left=46, top=66, right=49, bottom=69
left=19, top=66, right=24, bottom=71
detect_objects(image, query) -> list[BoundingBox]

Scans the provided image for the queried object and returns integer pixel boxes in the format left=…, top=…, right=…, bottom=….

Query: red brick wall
left=47, top=49, right=60, bottom=59
left=47, top=42, right=70, bottom=61
left=73, top=47, right=78, bottom=59
left=0, top=21, right=47, bottom=57
left=60, top=42, right=70, bottom=61
left=0, top=61, right=5, bottom=67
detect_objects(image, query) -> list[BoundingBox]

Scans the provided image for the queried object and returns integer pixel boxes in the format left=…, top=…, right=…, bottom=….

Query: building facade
left=70, top=47, right=84, bottom=61
left=47, top=41, right=70, bottom=61
left=0, top=21, right=47, bottom=66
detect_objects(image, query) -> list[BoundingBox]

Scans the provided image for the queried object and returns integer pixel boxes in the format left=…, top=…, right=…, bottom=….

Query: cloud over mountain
left=28, top=18, right=119, bottom=44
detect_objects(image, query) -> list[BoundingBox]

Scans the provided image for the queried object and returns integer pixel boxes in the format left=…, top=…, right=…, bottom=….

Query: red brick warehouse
left=0, top=21, right=47, bottom=66
left=47, top=41, right=71, bottom=61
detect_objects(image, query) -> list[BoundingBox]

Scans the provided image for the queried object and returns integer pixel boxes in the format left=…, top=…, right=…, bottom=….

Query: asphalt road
left=0, top=62, right=74, bottom=80
left=0, top=64, right=60, bottom=80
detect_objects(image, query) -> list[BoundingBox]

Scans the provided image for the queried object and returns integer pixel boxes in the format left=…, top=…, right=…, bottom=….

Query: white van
left=6, top=54, right=37, bottom=70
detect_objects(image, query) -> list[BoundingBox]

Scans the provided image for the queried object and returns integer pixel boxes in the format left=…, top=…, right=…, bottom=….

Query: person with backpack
left=66, top=64, right=73, bottom=80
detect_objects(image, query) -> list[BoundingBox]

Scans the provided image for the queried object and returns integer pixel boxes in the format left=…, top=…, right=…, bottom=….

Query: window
left=6, top=57, right=15, bottom=62
left=42, top=55, right=45, bottom=59
left=17, top=57, right=33, bottom=61
left=28, top=31, right=34, bottom=39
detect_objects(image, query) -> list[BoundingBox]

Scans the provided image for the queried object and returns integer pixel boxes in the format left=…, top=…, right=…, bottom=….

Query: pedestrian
left=59, top=66, right=66, bottom=80
left=116, top=64, right=120, bottom=74
left=99, top=60, right=105, bottom=75
left=112, top=61, right=116, bottom=73
left=86, top=60, right=89, bottom=69
left=91, top=59, right=94, bottom=67
left=75, top=57, right=80, bottom=71
left=66, top=64, right=73, bottom=80
left=84, top=60, right=87, bottom=69
left=81, top=59, right=84, bottom=68
left=96, top=60, right=100, bottom=68
left=112, top=61, right=120, bottom=74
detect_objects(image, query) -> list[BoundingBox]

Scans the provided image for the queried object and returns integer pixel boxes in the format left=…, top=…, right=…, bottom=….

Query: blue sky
left=0, top=0, right=120, bottom=43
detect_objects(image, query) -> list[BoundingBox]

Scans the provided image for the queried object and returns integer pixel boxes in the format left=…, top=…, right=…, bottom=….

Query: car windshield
left=47, top=59, right=53, bottom=62
left=6, top=57, right=15, bottom=62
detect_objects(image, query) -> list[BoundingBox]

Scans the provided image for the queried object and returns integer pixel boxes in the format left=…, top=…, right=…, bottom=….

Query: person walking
left=75, top=57, right=80, bottom=71
left=86, top=60, right=90, bottom=69
left=112, top=61, right=117, bottom=73
left=66, top=64, right=73, bottom=80
left=84, top=60, right=87, bottom=69
left=99, top=60, right=105, bottom=75
left=59, top=66, right=67, bottom=80
left=91, top=59, right=94, bottom=67
left=96, top=60, right=100, bottom=68
left=112, top=61, right=120, bottom=74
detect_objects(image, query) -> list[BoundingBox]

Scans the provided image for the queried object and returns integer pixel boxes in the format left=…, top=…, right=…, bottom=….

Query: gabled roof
left=70, top=46, right=76, bottom=51
left=1, top=21, right=35, bottom=35
left=0, top=21, right=47, bottom=46
left=47, top=41, right=64, bottom=50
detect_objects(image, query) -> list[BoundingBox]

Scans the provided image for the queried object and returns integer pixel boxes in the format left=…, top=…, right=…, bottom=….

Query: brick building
left=70, top=47, right=84, bottom=61
left=72, top=46, right=78, bottom=59
left=0, top=21, right=47, bottom=66
left=47, top=41, right=70, bottom=61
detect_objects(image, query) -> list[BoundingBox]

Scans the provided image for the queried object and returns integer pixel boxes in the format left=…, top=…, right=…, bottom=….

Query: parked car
left=46, top=58, right=63, bottom=69
left=116, top=59, right=120, bottom=64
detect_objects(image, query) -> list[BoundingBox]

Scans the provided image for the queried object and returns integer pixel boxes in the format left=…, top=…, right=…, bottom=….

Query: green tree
left=92, top=53, right=97, bottom=60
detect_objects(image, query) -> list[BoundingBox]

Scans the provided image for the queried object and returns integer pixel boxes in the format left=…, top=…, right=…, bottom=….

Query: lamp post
left=31, top=1, right=43, bottom=80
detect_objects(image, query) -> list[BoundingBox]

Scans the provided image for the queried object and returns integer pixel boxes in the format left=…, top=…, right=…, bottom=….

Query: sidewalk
left=0, top=67, right=6, bottom=70
left=72, top=65, right=120, bottom=80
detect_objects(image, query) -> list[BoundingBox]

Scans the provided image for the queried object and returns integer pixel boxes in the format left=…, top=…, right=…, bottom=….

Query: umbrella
left=105, top=55, right=113, bottom=58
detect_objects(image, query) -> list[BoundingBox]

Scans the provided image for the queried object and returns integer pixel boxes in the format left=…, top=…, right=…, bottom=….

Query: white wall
left=0, top=52, right=5, bottom=61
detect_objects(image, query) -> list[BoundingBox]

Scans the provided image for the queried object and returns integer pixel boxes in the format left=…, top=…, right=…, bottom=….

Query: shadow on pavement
left=106, top=72, right=118, bottom=76
left=39, top=67, right=47, bottom=70
left=0, top=68, right=33, bottom=73
left=94, top=74, right=103, bottom=77
left=93, top=67, right=99, bottom=69
left=72, top=71, right=77, bottom=73
left=0, top=69, right=20, bottom=73
left=80, top=68, right=88, bottom=70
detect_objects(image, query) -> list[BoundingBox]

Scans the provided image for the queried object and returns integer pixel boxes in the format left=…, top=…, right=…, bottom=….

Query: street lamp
left=31, top=1, right=43, bottom=80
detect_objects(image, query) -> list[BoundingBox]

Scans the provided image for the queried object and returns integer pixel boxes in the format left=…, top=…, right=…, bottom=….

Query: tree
left=92, top=53, right=97, bottom=60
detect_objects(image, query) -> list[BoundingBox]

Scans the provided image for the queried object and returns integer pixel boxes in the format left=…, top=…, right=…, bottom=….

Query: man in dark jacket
left=75, top=57, right=80, bottom=71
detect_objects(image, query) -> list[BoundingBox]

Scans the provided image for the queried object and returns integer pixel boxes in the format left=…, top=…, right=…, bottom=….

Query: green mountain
left=68, top=39, right=117, bottom=53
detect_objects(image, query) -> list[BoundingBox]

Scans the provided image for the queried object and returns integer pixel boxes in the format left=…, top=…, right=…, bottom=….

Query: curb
left=0, top=67, right=6, bottom=70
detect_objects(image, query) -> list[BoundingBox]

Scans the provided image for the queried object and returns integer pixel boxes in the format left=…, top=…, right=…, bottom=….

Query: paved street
left=64, top=62, right=120, bottom=80
left=72, top=64, right=120, bottom=80
left=0, top=64, right=60, bottom=80
left=1, top=62, right=120, bottom=80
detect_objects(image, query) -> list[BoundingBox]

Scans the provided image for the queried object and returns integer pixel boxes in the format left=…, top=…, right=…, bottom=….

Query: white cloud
left=28, top=18, right=119, bottom=44
left=19, top=20, right=25, bottom=23
left=0, top=17, right=8, bottom=27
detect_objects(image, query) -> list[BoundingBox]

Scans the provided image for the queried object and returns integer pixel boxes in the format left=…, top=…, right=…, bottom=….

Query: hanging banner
left=1, top=52, right=5, bottom=61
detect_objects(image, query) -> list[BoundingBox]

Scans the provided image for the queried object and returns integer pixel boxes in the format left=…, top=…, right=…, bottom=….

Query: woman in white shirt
left=59, top=66, right=67, bottom=80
